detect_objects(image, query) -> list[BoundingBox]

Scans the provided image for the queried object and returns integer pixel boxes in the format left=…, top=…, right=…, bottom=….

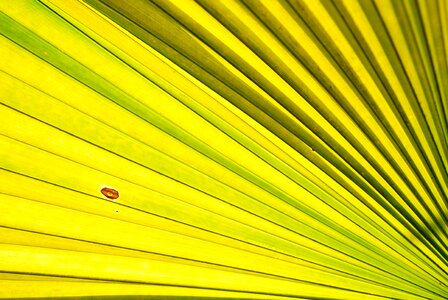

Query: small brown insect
left=101, top=187, right=119, bottom=200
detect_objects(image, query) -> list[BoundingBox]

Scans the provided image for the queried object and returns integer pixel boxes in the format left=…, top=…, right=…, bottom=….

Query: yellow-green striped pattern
left=0, top=0, right=447, bottom=299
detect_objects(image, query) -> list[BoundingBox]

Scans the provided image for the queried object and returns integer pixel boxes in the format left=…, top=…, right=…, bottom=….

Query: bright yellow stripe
left=0, top=280, right=304, bottom=299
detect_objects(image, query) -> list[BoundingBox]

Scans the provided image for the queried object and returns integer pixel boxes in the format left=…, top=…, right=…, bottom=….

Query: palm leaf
left=0, top=0, right=447, bottom=298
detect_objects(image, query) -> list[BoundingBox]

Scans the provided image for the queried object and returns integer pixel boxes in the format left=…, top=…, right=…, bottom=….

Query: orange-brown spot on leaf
left=101, top=187, right=119, bottom=200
